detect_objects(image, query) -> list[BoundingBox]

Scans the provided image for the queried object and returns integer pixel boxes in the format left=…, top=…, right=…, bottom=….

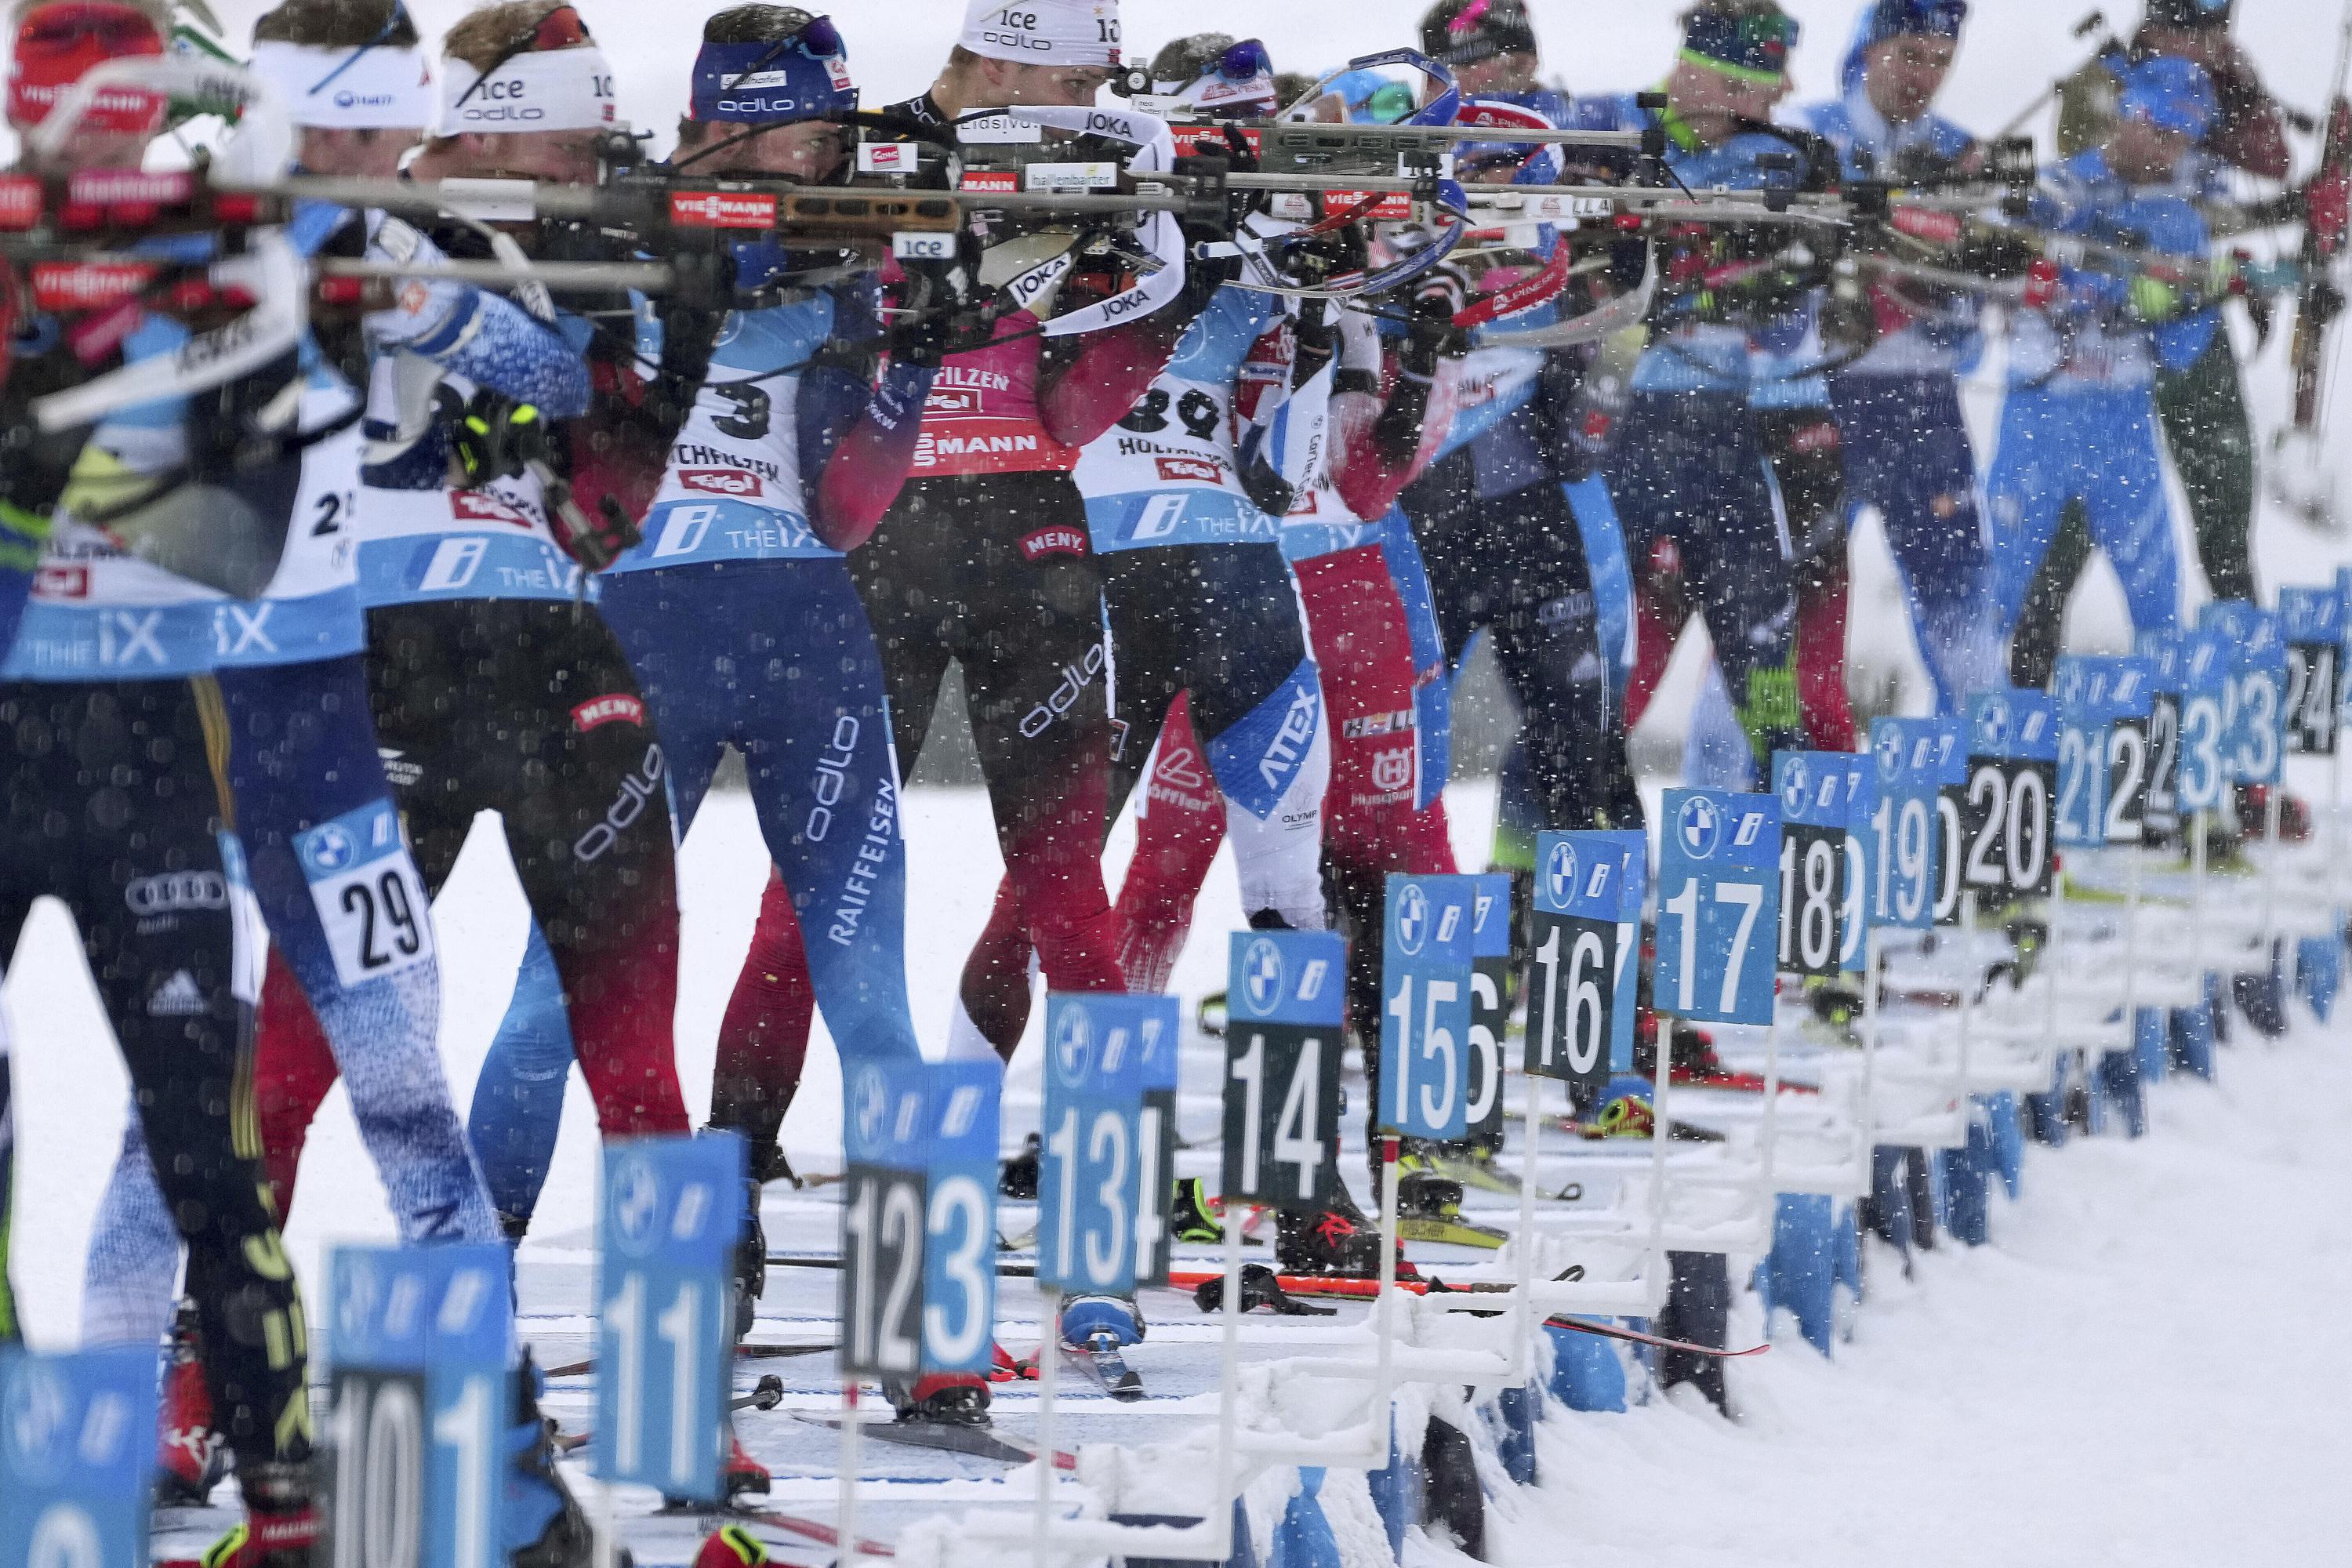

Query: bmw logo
left=1676, top=795, right=1724, bottom=859
left=3, top=1361, right=71, bottom=1483
left=851, top=1066, right=889, bottom=1150
left=610, top=1150, right=660, bottom=1254
left=1053, top=1007, right=1094, bottom=1088
left=335, top=1257, right=381, bottom=1352
left=1875, top=729, right=1903, bottom=780
left=1980, top=695, right=2013, bottom=748
left=1779, top=757, right=1810, bottom=815
left=1395, top=883, right=1429, bottom=955
left=310, top=823, right=356, bottom=871
left=1544, top=840, right=1578, bottom=906
left=1243, top=937, right=1285, bottom=1012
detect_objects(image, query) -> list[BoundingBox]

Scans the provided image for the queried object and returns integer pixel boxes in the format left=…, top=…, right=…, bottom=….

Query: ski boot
left=1565, top=1079, right=1656, bottom=1140
left=1396, top=1171, right=1503, bottom=1248
left=720, top=1431, right=770, bottom=1501
left=157, top=1301, right=228, bottom=1508
left=694, top=1523, right=769, bottom=1566
left=1059, top=1295, right=1145, bottom=1399
left=884, top=1370, right=993, bottom=1426
left=728, top=1172, right=768, bottom=1341
left=1801, top=976, right=1867, bottom=1047
left=2237, top=782, right=2313, bottom=843
left=2233, top=941, right=2292, bottom=1039
left=509, top=1352, right=604, bottom=1567
left=1275, top=1182, right=1418, bottom=1280
left=1170, top=1176, right=1225, bottom=1244
left=1191, top=1261, right=1338, bottom=1316
left=196, top=1464, right=320, bottom=1568
left=1196, top=989, right=1229, bottom=1037
left=1399, top=1138, right=1519, bottom=1196
left=998, top=1133, right=1040, bottom=1200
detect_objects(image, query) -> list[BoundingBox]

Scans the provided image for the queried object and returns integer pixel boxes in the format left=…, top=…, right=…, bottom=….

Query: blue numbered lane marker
left=1378, top=873, right=1477, bottom=1140
left=1223, top=929, right=1348, bottom=1210
left=2056, top=656, right=2158, bottom=849
left=1868, top=719, right=1958, bottom=932
left=1038, top=993, right=1172, bottom=1297
left=919, top=1061, right=1001, bottom=1372
left=325, top=1242, right=514, bottom=1568
left=0, top=1346, right=156, bottom=1568
left=2174, top=630, right=2235, bottom=816
left=1655, top=790, right=1782, bottom=1026
left=838, top=1060, right=1000, bottom=1378
left=595, top=1134, right=743, bottom=1502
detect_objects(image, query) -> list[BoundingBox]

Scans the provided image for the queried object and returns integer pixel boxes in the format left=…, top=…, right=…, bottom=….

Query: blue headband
left=690, top=34, right=856, bottom=124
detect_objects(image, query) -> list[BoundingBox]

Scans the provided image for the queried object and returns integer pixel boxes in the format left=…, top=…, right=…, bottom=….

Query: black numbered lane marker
left=839, top=1163, right=926, bottom=1380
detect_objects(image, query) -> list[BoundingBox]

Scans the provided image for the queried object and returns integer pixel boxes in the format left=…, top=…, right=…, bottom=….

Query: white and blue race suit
left=1073, top=282, right=1331, bottom=930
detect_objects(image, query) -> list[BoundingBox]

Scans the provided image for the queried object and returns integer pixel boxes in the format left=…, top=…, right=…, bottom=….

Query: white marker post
left=1517, top=1065, right=1544, bottom=1373
left=837, top=1378, right=862, bottom=1568
left=1958, top=891, right=1979, bottom=1125
left=1377, top=1134, right=1402, bottom=1378
left=2191, top=809, right=2210, bottom=1019
left=1033, top=1290, right=1063, bottom=1566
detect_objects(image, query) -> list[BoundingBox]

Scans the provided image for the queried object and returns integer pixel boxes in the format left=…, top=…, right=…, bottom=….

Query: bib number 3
left=296, top=800, right=436, bottom=989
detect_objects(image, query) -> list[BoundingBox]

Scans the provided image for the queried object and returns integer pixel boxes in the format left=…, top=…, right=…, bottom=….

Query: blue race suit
left=1572, top=93, right=1809, bottom=766
left=1984, top=148, right=2207, bottom=663
left=469, top=270, right=933, bottom=1216
left=1809, top=71, right=2002, bottom=711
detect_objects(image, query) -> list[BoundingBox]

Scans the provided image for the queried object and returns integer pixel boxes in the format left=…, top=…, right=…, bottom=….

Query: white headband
left=959, top=0, right=1122, bottom=68
left=437, top=45, right=615, bottom=136
left=249, top=41, right=434, bottom=130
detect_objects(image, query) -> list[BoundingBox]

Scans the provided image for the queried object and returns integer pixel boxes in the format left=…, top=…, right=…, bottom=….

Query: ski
left=793, top=1414, right=1077, bottom=1469
left=655, top=1501, right=898, bottom=1557
left=1403, top=1149, right=1523, bottom=1194
left=1546, top=1314, right=1770, bottom=1359
left=1061, top=1335, right=1146, bottom=1401
left=553, top=1377, right=787, bottom=1454
left=1396, top=1215, right=1508, bottom=1249
left=539, top=1341, right=833, bottom=1381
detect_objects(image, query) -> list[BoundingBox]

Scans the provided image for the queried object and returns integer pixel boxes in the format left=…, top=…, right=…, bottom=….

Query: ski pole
left=1993, top=11, right=2118, bottom=143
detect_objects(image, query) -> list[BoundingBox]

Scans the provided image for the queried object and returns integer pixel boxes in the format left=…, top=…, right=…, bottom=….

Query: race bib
left=296, top=800, right=435, bottom=989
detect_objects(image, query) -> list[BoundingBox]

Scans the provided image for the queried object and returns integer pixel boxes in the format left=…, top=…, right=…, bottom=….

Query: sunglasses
left=720, top=13, right=846, bottom=93
left=1214, top=38, right=1272, bottom=82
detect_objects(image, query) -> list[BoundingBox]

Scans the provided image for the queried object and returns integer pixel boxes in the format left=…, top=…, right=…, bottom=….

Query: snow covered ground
left=9, top=0, right=2352, bottom=1561
left=1493, top=1014, right=2352, bottom=1568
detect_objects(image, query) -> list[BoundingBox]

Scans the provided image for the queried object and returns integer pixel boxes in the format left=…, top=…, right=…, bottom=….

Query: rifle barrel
left=316, top=257, right=677, bottom=290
